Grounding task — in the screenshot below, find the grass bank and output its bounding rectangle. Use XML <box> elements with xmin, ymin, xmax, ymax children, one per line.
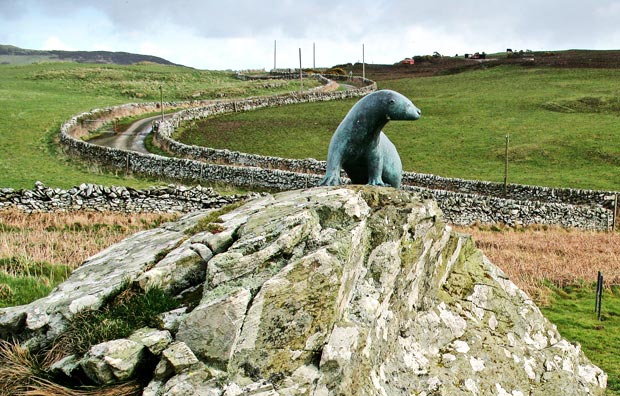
<box><xmin>0</xmin><ymin>62</ymin><xmax>317</xmax><ymax>189</ymax></box>
<box><xmin>175</xmin><ymin>66</ymin><xmax>620</xmax><ymax>191</ymax></box>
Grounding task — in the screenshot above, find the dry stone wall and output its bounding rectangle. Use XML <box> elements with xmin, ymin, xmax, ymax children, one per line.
<box><xmin>402</xmin><ymin>172</ymin><xmax>617</xmax><ymax>208</ymax></box>
<box><xmin>154</xmin><ymin>84</ymin><xmax>617</xmax><ymax>210</ymax></box>
<box><xmin>407</xmin><ymin>185</ymin><xmax>611</xmax><ymax>230</ymax></box>
<box><xmin>0</xmin><ymin>181</ymin><xmax>251</xmax><ymax>213</ymax></box>
<box><xmin>55</xmin><ymin>75</ymin><xmax>615</xmax><ymax>230</ymax></box>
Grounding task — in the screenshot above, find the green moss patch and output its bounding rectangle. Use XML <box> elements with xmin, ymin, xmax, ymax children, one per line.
<box><xmin>185</xmin><ymin>200</ymin><xmax>246</xmax><ymax>235</ymax></box>
<box><xmin>54</xmin><ymin>285</ymin><xmax>180</xmax><ymax>357</ymax></box>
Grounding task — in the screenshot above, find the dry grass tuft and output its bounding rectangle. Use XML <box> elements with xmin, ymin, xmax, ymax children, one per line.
<box><xmin>0</xmin><ymin>339</ymin><xmax>42</xmax><ymax>396</ymax></box>
<box><xmin>460</xmin><ymin>224</ymin><xmax>620</xmax><ymax>303</ymax></box>
<box><xmin>24</xmin><ymin>378</ymin><xmax>142</xmax><ymax>396</ymax></box>
<box><xmin>0</xmin><ymin>283</ymin><xmax>12</xmax><ymax>299</ymax></box>
<box><xmin>0</xmin><ymin>339</ymin><xmax>142</xmax><ymax>396</ymax></box>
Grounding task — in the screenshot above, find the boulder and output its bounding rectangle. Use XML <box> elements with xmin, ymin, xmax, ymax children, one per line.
<box><xmin>162</xmin><ymin>341</ymin><xmax>200</xmax><ymax>373</ymax></box>
<box><xmin>158</xmin><ymin>307</ymin><xmax>188</xmax><ymax>333</ymax></box>
<box><xmin>201</xmin><ymin>187</ymin><xmax>605</xmax><ymax>395</ymax></box>
<box><xmin>49</xmin><ymin>354</ymin><xmax>81</xmax><ymax>378</ymax></box>
<box><xmin>80</xmin><ymin>338</ymin><xmax>145</xmax><ymax>384</ymax></box>
<box><xmin>137</xmin><ymin>238</ymin><xmax>207</xmax><ymax>293</ymax></box>
<box><xmin>0</xmin><ymin>186</ymin><xmax>607</xmax><ymax>395</ymax></box>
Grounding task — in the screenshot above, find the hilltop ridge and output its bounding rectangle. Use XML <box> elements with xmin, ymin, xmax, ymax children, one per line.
<box><xmin>0</xmin><ymin>44</ymin><xmax>182</xmax><ymax>66</ymax></box>
<box><xmin>340</xmin><ymin>49</ymin><xmax>620</xmax><ymax>80</ymax></box>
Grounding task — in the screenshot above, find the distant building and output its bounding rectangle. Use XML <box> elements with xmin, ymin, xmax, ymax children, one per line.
<box><xmin>400</xmin><ymin>58</ymin><xmax>415</xmax><ymax>65</ymax></box>
<box><xmin>469</xmin><ymin>52</ymin><xmax>487</xmax><ymax>60</ymax></box>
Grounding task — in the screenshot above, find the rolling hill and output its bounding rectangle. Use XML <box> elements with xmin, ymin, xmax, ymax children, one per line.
<box><xmin>0</xmin><ymin>44</ymin><xmax>181</xmax><ymax>66</ymax></box>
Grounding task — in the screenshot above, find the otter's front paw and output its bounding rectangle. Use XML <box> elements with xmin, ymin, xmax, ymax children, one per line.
<box><xmin>319</xmin><ymin>174</ymin><xmax>342</xmax><ymax>186</ymax></box>
<box><xmin>367</xmin><ymin>179</ymin><xmax>388</xmax><ymax>187</ymax></box>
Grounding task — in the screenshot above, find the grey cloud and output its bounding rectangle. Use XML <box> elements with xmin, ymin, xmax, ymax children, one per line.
<box><xmin>27</xmin><ymin>0</ymin><xmax>354</xmax><ymax>38</ymax></box>
<box><xmin>4</xmin><ymin>0</ymin><xmax>620</xmax><ymax>53</ymax></box>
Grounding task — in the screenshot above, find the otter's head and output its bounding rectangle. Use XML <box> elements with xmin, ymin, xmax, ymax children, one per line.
<box><xmin>380</xmin><ymin>90</ymin><xmax>421</xmax><ymax>121</ymax></box>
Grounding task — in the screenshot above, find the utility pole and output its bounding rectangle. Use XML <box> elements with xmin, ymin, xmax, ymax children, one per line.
<box><xmin>299</xmin><ymin>48</ymin><xmax>303</xmax><ymax>93</ymax></box>
<box><xmin>362</xmin><ymin>43</ymin><xmax>366</xmax><ymax>80</ymax></box>
<box><xmin>313</xmin><ymin>42</ymin><xmax>316</xmax><ymax>69</ymax></box>
<box><xmin>274</xmin><ymin>40</ymin><xmax>277</xmax><ymax>71</ymax></box>
<box><xmin>159</xmin><ymin>85</ymin><xmax>164</xmax><ymax>122</ymax></box>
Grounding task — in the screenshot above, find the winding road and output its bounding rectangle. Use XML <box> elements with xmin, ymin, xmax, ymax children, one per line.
<box><xmin>88</xmin><ymin>114</ymin><xmax>167</xmax><ymax>154</ymax></box>
<box><xmin>87</xmin><ymin>80</ymin><xmax>356</xmax><ymax>154</ymax></box>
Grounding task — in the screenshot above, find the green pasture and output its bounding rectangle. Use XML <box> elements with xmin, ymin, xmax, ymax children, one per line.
<box><xmin>0</xmin><ymin>257</ymin><xmax>71</xmax><ymax>308</ymax></box>
<box><xmin>176</xmin><ymin>66</ymin><xmax>620</xmax><ymax>191</ymax></box>
<box><xmin>542</xmin><ymin>285</ymin><xmax>620</xmax><ymax>394</ymax></box>
<box><xmin>0</xmin><ymin>62</ymin><xmax>315</xmax><ymax>189</ymax></box>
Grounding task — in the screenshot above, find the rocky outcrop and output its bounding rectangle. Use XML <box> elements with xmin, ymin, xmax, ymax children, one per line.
<box><xmin>0</xmin><ymin>186</ymin><xmax>607</xmax><ymax>395</ymax></box>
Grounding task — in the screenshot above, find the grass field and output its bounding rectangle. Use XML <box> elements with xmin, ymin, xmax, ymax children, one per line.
<box><xmin>541</xmin><ymin>286</ymin><xmax>620</xmax><ymax>394</ymax></box>
<box><xmin>0</xmin><ymin>62</ymin><xmax>317</xmax><ymax>189</ymax></box>
<box><xmin>2</xmin><ymin>59</ymin><xmax>620</xmax><ymax>393</ymax></box>
<box><xmin>175</xmin><ymin>65</ymin><xmax>620</xmax><ymax>191</ymax></box>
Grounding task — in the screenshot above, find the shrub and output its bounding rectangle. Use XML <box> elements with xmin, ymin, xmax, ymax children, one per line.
<box><xmin>413</xmin><ymin>55</ymin><xmax>433</xmax><ymax>63</ymax></box>
<box><xmin>326</xmin><ymin>67</ymin><xmax>346</xmax><ymax>75</ymax></box>
<box><xmin>53</xmin><ymin>284</ymin><xmax>180</xmax><ymax>357</ymax></box>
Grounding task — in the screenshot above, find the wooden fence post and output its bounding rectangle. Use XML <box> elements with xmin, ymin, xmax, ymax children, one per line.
<box><xmin>299</xmin><ymin>48</ymin><xmax>303</xmax><ymax>94</ymax></box>
<box><xmin>503</xmin><ymin>134</ymin><xmax>509</xmax><ymax>196</ymax></box>
<box><xmin>614</xmin><ymin>194</ymin><xmax>618</xmax><ymax>231</ymax></box>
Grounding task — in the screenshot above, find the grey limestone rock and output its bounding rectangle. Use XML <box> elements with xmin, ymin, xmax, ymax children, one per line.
<box><xmin>137</xmin><ymin>238</ymin><xmax>206</xmax><ymax>293</ymax></box>
<box><xmin>176</xmin><ymin>288</ymin><xmax>251</xmax><ymax>363</ymax></box>
<box><xmin>80</xmin><ymin>338</ymin><xmax>145</xmax><ymax>384</ymax></box>
<box><xmin>158</xmin><ymin>307</ymin><xmax>189</xmax><ymax>333</ymax></box>
<box><xmin>160</xmin><ymin>365</ymin><xmax>220</xmax><ymax>396</ymax></box>
<box><xmin>0</xmin><ymin>186</ymin><xmax>607</xmax><ymax>395</ymax></box>
<box><xmin>162</xmin><ymin>341</ymin><xmax>200</xmax><ymax>373</ymax></box>
<box><xmin>129</xmin><ymin>327</ymin><xmax>173</xmax><ymax>355</ymax></box>
<box><xmin>49</xmin><ymin>354</ymin><xmax>81</xmax><ymax>378</ymax></box>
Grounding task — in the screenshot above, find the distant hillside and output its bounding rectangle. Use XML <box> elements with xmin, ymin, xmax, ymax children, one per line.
<box><xmin>0</xmin><ymin>44</ymin><xmax>182</xmax><ymax>66</ymax></box>
<box><xmin>339</xmin><ymin>49</ymin><xmax>620</xmax><ymax>80</ymax></box>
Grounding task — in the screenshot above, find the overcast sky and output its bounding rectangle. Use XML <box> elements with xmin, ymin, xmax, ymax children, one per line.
<box><xmin>2</xmin><ymin>0</ymin><xmax>620</xmax><ymax>70</ymax></box>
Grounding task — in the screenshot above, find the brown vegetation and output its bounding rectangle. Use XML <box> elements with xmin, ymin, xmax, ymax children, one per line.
<box><xmin>3</xmin><ymin>208</ymin><xmax>619</xmax><ymax>306</ymax></box>
<box><xmin>340</xmin><ymin>49</ymin><xmax>620</xmax><ymax>81</ymax></box>
<box><xmin>0</xmin><ymin>209</ymin><xmax>178</xmax><ymax>270</ymax></box>
<box><xmin>0</xmin><ymin>339</ymin><xmax>141</xmax><ymax>395</ymax></box>
<box><xmin>0</xmin><ymin>210</ymin><xmax>175</xmax><ymax>394</ymax></box>
<box><xmin>460</xmin><ymin>225</ymin><xmax>620</xmax><ymax>304</ymax></box>
<box><xmin>4</xmin><ymin>206</ymin><xmax>619</xmax><ymax>307</ymax></box>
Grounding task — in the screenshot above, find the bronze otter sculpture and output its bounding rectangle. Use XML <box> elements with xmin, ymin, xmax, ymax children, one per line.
<box><xmin>319</xmin><ymin>89</ymin><xmax>421</xmax><ymax>188</ymax></box>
